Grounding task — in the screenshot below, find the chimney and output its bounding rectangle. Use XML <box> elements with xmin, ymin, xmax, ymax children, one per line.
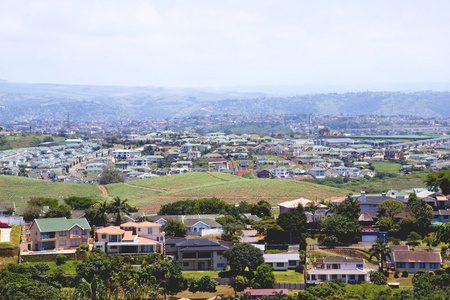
<box><xmin>360</xmin><ymin>191</ymin><xmax>366</xmax><ymax>201</ymax></box>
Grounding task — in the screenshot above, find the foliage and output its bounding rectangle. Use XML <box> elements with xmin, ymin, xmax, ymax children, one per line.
<box><xmin>56</xmin><ymin>255</ymin><xmax>67</xmax><ymax>266</ymax></box>
<box><xmin>141</xmin><ymin>260</ymin><xmax>188</xmax><ymax>296</ymax></box>
<box><xmin>368</xmin><ymin>239</ymin><xmax>393</xmax><ymax>272</ymax></box>
<box><xmin>321</xmin><ymin>214</ymin><xmax>361</xmax><ymax>244</ymax></box>
<box><xmin>159</xmin><ymin>197</ymin><xmax>230</xmax><ymax>215</ymax></box>
<box><xmin>189</xmin><ymin>275</ymin><xmax>217</xmax><ymax>293</ymax></box>
<box><xmin>378</xmin><ymin>216</ymin><xmax>394</xmax><ymax>231</ymax></box>
<box><xmin>233</xmin><ymin>275</ymin><xmax>249</xmax><ymax>292</ymax></box>
<box><xmin>98</xmin><ymin>168</ymin><xmax>125</xmax><ymax>185</ymax></box>
<box><xmin>163</xmin><ymin>220</ymin><xmax>187</xmax><ymax>237</ymax></box>
<box><xmin>251</xmin><ymin>264</ymin><xmax>275</xmax><ymax>289</ymax></box>
<box><xmin>44</xmin><ymin>204</ymin><xmax>72</xmax><ymax>219</ymax></box>
<box><xmin>424</xmin><ymin>170</ymin><xmax>450</xmax><ymax>194</ymax></box>
<box><xmin>108</xmin><ymin>196</ymin><xmax>133</xmax><ymax>226</ymax></box>
<box><xmin>223</xmin><ymin>243</ymin><xmax>264</xmax><ymax>274</ymax></box>
<box><xmin>250</xmin><ymin>200</ymin><xmax>272</xmax><ymax>218</ymax></box>
<box><xmin>406</xmin><ymin>193</ymin><xmax>433</xmax><ymax>237</ymax></box>
<box><xmin>370</xmin><ymin>271</ymin><xmax>387</xmax><ymax>285</ymax></box>
<box><xmin>406</xmin><ymin>232</ymin><xmax>421</xmax><ymax>246</ymax></box>
<box><xmin>402</xmin><ymin>270</ymin><xmax>409</xmax><ymax>277</ymax></box>
<box><xmin>64</xmin><ymin>197</ymin><xmax>100</xmax><ymax>210</ymax></box>
<box><xmin>277</xmin><ymin>205</ymin><xmax>307</xmax><ymax>248</ymax></box>
<box><xmin>141</xmin><ymin>146</ymin><xmax>155</xmax><ymax>156</ymax></box>
<box><xmin>377</xmin><ymin>199</ymin><xmax>404</xmax><ymax>218</ymax></box>
<box><xmin>433</xmin><ymin>223</ymin><xmax>450</xmax><ymax>245</ymax></box>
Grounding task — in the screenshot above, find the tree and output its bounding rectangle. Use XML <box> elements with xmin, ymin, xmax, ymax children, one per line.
<box><xmin>189</xmin><ymin>275</ymin><xmax>217</xmax><ymax>293</ymax></box>
<box><xmin>250</xmin><ymin>200</ymin><xmax>272</xmax><ymax>218</ymax></box>
<box><xmin>377</xmin><ymin>199</ymin><xmax>404</xmax><ymax>218</ymax></box>
<box><xmin>321</xmin><ymin>214</ymin><xmax>361</xmax><ymax>244</ymax></box>
<box><xmin>86</xmin><ymin>200</ymin><xmax>109</xmax><ymax>227</ymax></box>
<box><xmin>433</xmin><ymin>223</ymin><xmax>450</xmax><ymax>245</ymax></box>
<box><xmin>141</xmin><ymin>146</ymin><xmax>155</xmax><ymax>156</ymax></box>
<box><xmin>406</xmin><ymin>193</ymin><xmax>433</xmax><ymax>236</ymax></box>
<box><xmin>251</xmin><ymin>264</ymin><xmax>275</xmax><ymax>289</ymax></box>
<box><xmin>378</xmin><ymin>216</ymin><xmax>394</xmax><ymax>231</ymax></box>
<box><xmin>163</xmin><ymin>220</ymin><xmax>187</xmax><ymax>237</ymax></box>
<box><xmin>337</xmin><ymin>195</ymin><xmax>361</xmax><ymax>219</ymax></box>
<box><xmin>370</xmin><ymin>271</ymin><xmax>387</xmax><ymax>285</ymax></box>
<box><xmin>42</xmin><ymin>136</ymin><xmax>54</xmax><ymax>143</ymax></box>
<box><xmin>406</xmin><ymin>232</ymin><xmax>421</xmax><ymax>246</ymax></box>
<box><xmin>223</xmin><ymin>243</ymin><xmax>264</xmax><ymax>274</ymax></box>
<box><xmin>45</xmin><ymin>204</ymin><xmax>72</xmax><ymax>219</ymax></box>
<box><xmin>425</xmin><ymin>170</ymin><xmax>450</xmax><ymax>194</ymax></box>
<box><xmin>222</xmin><ymin>222</ymin><xmax>245</xmax><ymax>242</ymax></box>
<box><xmin>368</xmin><ymin>239</ymin><xmax>393</xmax><ymax>272</ymax></box>
<box><xmin>108</xmin><ymin>197</ymin><xmax>132</xmax><ymax>226</ymax></box>
<box><xmin>98</xmin><ymin>168</ymin><xmax>125</xmax><ymax>185</ymax></box>
<box><xmin>277</xmin><ymin>205</ymin><xmax>307</xmax><ymax>247</ymax></box>
<box><xmin>144</xmin><ymin>260</ymin><xmax>188</xmax><ymax>300</ymax></box>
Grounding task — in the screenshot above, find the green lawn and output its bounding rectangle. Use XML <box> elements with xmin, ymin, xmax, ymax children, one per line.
<box><xmin>274</xmin><ymin>270</ymin><xmax>304</xmax><ymax>283</ymax></box>
<box><xmin>371</xmin><ymin>161</ymin><xmax>402</xmax><ymax>174</ymax></box>
<box><xmin>182</xmin><ymin>270</ymin><xmax>220</xmax><ymax>279</ymax></box>
<box><xmin>25</xmin><ymin>260</ymin><xmax>80</xmax><ymax>275</ymax></box>
<box><xmin>0</xmin><ymin>175</ymin><xmax>103</xmax><ymax>207</ymax></box>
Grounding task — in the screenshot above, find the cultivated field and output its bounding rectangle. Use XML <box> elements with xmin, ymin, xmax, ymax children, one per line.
<box><xmin>0</xmin><ymin>175</ymin><xmax>104</xmax><ymax>206</ymax></box>
<box><xmin>107</xmin><ymin>172</ymin><xmax>349</xmax><ymax>211</ymax></box>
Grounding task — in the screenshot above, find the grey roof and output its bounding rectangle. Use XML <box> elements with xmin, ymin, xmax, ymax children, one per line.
<box><xmin>321</xmin><ymin>257</ymin><xmax>364</xmax><ymax>264</ymax></box>
<box><xmin>179</xmin><ymin>245</ymin><xmax>228</xmax><ymax>252</ymax></box>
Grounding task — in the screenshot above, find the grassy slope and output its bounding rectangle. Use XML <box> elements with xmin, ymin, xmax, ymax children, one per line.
<box><xmin>107</xmin><ymin>172</ymin><xmax>349</xmax><ymax>211</ymax></box>
<box><xmin>371</xmin><ymin>161</ymin><xmax>402</xmax><ymax>173</ymax></box>
<box><xmin>4</xmin><ymin>135</ymin><xmax>65</xmax><ymax>149</ymax></box>
<box><xmin>0</xmin><ymin>175</ymin><xmax>103</xmax><ymax>206</ymax></box>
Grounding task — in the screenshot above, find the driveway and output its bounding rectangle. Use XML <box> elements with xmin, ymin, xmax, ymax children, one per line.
<box><xmin>241</xmin><ymin>230</ymin><xmax>258</xmax><ymax>244</ymax></box>
<box><xmin>0</xmin><ymin>228</ymin><xmax>12</xmax><ymax>242</ymax></box>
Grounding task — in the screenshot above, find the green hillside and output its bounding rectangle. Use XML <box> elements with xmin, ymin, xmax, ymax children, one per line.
<box><xmin>106</xmin><ymin>172</ymin><xmax>349</xmax><ymax>211</ymax></box>
<box><xmin>0</xmin><ymin>175</ymin><xmax>103</xmax><ymax>206</ymax></box>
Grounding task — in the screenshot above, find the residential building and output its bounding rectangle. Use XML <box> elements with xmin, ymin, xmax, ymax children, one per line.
<box><xmin>392</xmin><ymin>251</ymin><xmax>442</xmax><ymax>273</ymax></box>
<box><xmin>307</xmin><ymin>257</ymin><xmax>373</xmax><ymax>284</ymax></box>
<box><xmin>269</xmin><ymin>167</ymin><xmax>290</xmax><ymax>178</ymax></box>
<box><xmin>175</xmin><ymin>238</ymin><xmax>229</xmax><ymax>271</ymax></box>
<box><xmin>244</xmin><ymin>289</ymin><xmax>288</xmax><ymax>300</ymax></box>
<box><xmin>263</xmin><ymin>253</ymin><xmax>300</xmax><ymax>270</ymax></box>
<box><xmin>278</xmin><ymin>198</ymin><xmax>327</xmax><ymax>214</ymax></box>
<box><xmin>113</xmin><ymin>149</ymin><xmax>141</xmax><ymax>160</ymax></box>
<box><xmin>24</xmin><ymin>217</ymin><xmax>90</xmax><ymax>251</ymax></box>
<box><xmin>94</xmin><ymin>221</ymin><xmax>164</xmax><ymax>254</ymax></box>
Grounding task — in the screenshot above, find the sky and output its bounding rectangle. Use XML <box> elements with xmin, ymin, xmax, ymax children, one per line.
<box><xmin>1</xmin><ymin>0</ymin><xmax>450</xmax><ymax>91</ymax></box>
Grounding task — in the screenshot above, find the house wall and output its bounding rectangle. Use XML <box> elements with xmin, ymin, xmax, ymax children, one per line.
<box><xmin>394</xmin><ymin>262</ymin><xmax>441</xmax><ymax>273</ymax></box>
<box><xmin>28</xmin><ymin>224</ymin><xmax>88</xmax><ymax>251</ymax></box>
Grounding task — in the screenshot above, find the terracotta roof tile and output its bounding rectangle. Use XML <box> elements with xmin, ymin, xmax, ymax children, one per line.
<box><xmin>96</xmin><ymin>226</ymin><xmax>125</xmax><ymax>234</ymax></box>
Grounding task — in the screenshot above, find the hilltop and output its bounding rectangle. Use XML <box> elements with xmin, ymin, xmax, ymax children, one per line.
<box><xmin>105</xmin><ymin>172</ymin><xmax>349</xmax><ymax>211</ymax></box>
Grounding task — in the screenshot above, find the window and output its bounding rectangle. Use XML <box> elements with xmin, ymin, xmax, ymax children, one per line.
<box><xmin>332</xmin><ymin>264</ymin><xmax>340</xmax><ymax>269</ymax></box>
<box><xmin>356</xmin><ymin>264</ymin><xmax>363</xmax><ymax>269</ymax></box>
<box><xmin>70</xmin><ymin>240</ymin><xmax>80</xmax><ymax>247</ymax></box>
<box><xmin>409</xmin><ymin>263</ymin><xmax>415</xmax><ymax>268</ymax></box>
<box><xmin>419</xmin><ymin>263</ymin><xmax>426</xmax><ymax>268</ymax></box>
<box><xmin>59</xmin><ymin>240</ymin><xmax>66</xmax><ymax>246</ymax></box>
<box><xmin>342</xmin><ymin>275</ymin><xmax>346</xmax><ymax>278</ymax></box>
<box><xmin>183</xmin><ymin>262</ymin><xmax>189</xmax><ymax>267</ymax></box>
<box><xmin>101</xmin><ymin>234</ymin><xmax>106</xmax><ymax>239</ymax></box>
<box><xmin>432</xmin><ymin>263</ymin><xmax>440</xmax><ymax>269</ymax></box>
<box><xmin>332</xmin><ymin>275</ymin><xmax>337</xmax><ymax>279</ymax></box>
<box><xmin>109</xmin><ymin>235</ymin><xmax>118</xmax><ymax>242</ymax></box>
<box><xmin>148</xmin><ymin>228</ymin><xmax>153</xmax><ymax>234</ymax></box>
<box><xmin>110</xmin><ymin>246</ymin><xmax>117</xmax><ymax>249</ymax></box>
<box><xmin>217</xmin><ymin>263</ymin><xmax>225</xmax><ymax>269</ymax></box>
<box><xmin>311</xmin><ymin>275</ymin><xmax>316</xmax><ymax>280</ymax></box>
<box><xmin>73</xmin><ymin>230</ymin><xmax>79</xmax><ymax>236</ymax></box>
<box><xmin>138</xmin><ymin>228</ymin><xmax>141</xmax><ymax>232</ymax></box>
<box><xmin>82</xmin><ymin>230</ymin><xmax>88</xmax><ymax>235</ymax></box>
<box><xmin>289</xmin><ymin>260</ymin><xmax>297</xmax><ymax>266</ymax></box>
<box><xmin>397</xmin><ymin>263</ymin><xmax>405</xmax><ymax>268</ymax></box>
<box><xmin>59</xmin><ymin>232</ymin><xmax>67</xmax><ymax>237</ymax></box>
<box><xmin>40</xmin><ymin>232</ymin><xmax>55</xmax><ymax>239</ymax></box>
<box><xmin>276</xmin><ymin>263</ymin><xmax>284</xmax><ymax>267</ymax></box>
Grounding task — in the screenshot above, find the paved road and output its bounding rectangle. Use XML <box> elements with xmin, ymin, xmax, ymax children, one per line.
<box><xmin>241</xmin><ymin>230</ymin><xmax>258</xmax><ymax>244</ymax></box>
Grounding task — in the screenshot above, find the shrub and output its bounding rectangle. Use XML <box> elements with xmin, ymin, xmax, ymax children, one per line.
<box><xmin>394</xmin><ymin>270</ymin><xmax>400</xmax><ymax>278</ymax></box>
<box><xmin>370</xmin><ymin>271</ymin><xmax>387</xmax><ymax>285</ymax></box>
<box><xmin>415</xmin><ymin>270</ymin><xmax>425</xmax><ymax>276</ymax></box>
<box><xmin>383</xmin><ymin>270</ymin><xmax>390</xmax><ymax>278</ymax></box>
<box><xmin>434</xmin><ymin>269</ymin><xmax>445</xmax><ymax>275</ymax></box>
<box><xmin>388</xmin><ymin>237</ymin><xmax>400</xmax><ymax>245</ymax></box>
<box><xmin>76</xmin><ymin>245</ymin><xmax>89</xmax><ymax>253</ymax></box>
<box><xmin>402</xmin><ymin>270</ymin><xmax>409</xmax><ymax>277</ymax></box>
<box><xmin>295</xmin><ymin>265</ymin><xmax>304</xmax><ymax>273</ymax></box>
<box><xmin>56</xmin><ymin>255</ymin><xmax>67</xmax><ymax>266</ymax></box>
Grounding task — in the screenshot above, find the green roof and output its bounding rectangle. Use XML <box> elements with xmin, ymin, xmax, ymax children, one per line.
<box><xmin>35</xmin><ymin>217</ymin><xmax>90</xmax><ymax>232</ymax></box>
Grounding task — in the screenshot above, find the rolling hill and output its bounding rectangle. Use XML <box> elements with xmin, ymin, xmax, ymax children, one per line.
<box><xmin>105</xmin><ymin>172</ymin><xmax>349</xmax><ymax>211</ymax></box>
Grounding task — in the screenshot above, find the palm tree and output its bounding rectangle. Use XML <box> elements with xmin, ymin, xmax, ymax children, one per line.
<box><xmin>368</xmin><ymin>239</ymin><xmax>392</xmax><ymax>272</ymax></box>
<box><xmin>108</xmin><ymin>197</ymin><xmax>131</xmax><ymax>226</ymax></box>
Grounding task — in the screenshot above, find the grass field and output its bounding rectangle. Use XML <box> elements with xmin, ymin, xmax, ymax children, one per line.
<box><xmin>3</xmin><ymin>135</ymin><xmax>65</xmax><ymax>149</ymax></box>
<box><xmin>274</xmin><ymin>270</ymin><xmax>304</xmax><ymax>284</ymax></box>
<box><xmin>349</xmin><ymin>173</ymin><xmax>427</xmax><ymax>194</ymax></box>
<box><xmin>25</xmin><ymin>260</ymin><xmax>80</xmax><ymax>275</ymax></box>
<box><xmin>0</xmin><ymin>175</ymin><xmax>104</xmax><ymax>206</ymax></box>
<box><xmin>106</xmin><ymin>172</ymin><xmax>349</xmax><ymax>211</ymax></box>
<box><xmin>371</xmin><ymin>161</ymin><xmax>402</xmax><ymax>174</ymax></box>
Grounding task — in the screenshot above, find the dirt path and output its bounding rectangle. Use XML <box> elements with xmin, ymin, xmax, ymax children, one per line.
<box><xmin>98</xmin><ymin>185</ymin><xmax>110</xmax><ymax>198</ymax></box>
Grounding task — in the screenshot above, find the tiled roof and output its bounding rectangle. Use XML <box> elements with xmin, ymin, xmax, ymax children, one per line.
<box><xmin>121</xmin><ymin>221</ymin><xmax>161</xmax><ymax>228</ymax></box>
<box><xmin>322</xmin><ymin>257</ymin><xmax>364</xmax><ymax>264</ymax></box>
<box><xmin>34</xmin><ymin>217</ymin><xmax>90</xmax><ymax>232</ymax></box>
<box><xmin>96</xmin><ymin>226</ymin><xmax>125</xmax><ymax>234</ymax></box>
<box><xmin>393</xmin><ymin>251</ymin><xmax>442</xmax><ymax>263</ymax></box>
<box><xmin>390</xmin><ymin>245</ymin><xmax>409</xmax><ymax>252</ymax></box>
<box><xmin>244</xmin><ymin>289</ymin><xmax>288</xmax><ymax>296</ymax></box>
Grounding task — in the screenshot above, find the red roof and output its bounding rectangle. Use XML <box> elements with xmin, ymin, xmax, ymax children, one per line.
<box><xmin>244</xmin><ymin>289</ymin><xmax>288</xmax><ymax>296</ymax></box>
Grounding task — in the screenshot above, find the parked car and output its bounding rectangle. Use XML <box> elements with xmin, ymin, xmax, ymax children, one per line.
<box><xmin>0</xmin><ymin>222</ymin><xmax>12</xmax><ymax>228</ymax></box>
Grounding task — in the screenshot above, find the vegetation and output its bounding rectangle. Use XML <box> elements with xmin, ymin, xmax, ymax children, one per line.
<box><xmin>98</xmin><ymin>168</ymin><xmax>125</xmax><ymax>185</ymax></box>
<box><xmin>223</xmin><ymin>243</ymin><xmax>264</xmax><ymax>274</ymax></box>
<box><xmin>425</xmin><ymin>170</ymin><xmax>450</xmax><ymax>194</ymax></box>
<box><xmin>163</xmin><ymin>220</ymin><xmax>188</xmax><ymax>237</ymax></box>
<box><xmin>251</xmin><ymin>264</ymin><xmax>275</xmax><ymax>289</ymax></box>
<box><xmin>368</xmin><ymin>239</ymin><xmax>393</xmax><ymax>272</ymax></box>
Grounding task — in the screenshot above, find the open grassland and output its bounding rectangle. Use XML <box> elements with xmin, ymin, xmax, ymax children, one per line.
<box><xmin>0</xmin><ymin>175</ymin><xmax>103</xmax><ymax>206</ymax></box>
<box><xmin>371</xmin><ymin>161</ymin><xmax>402</xmax><ymax>173</ymax></box>
<box><xmin>348</xmin><ymin>173</ymin><xmax>427</xmax><ymax>194</ymax></box>
<box><xmin>4</xmin><ymin>135</ymin><xmax>65</xmax><ymax>149</ymax></box>
<box><xmin>107</xmin><ymin>173</ymin><xmax>348</xmax><ymax>211</ymax></box>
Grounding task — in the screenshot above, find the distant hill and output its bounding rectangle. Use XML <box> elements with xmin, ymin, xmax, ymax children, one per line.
<box><xmin>106</xmin><ymin>172</ymin><xmax>349</xmax><ymax>211</ymax></box>
<box><xmin>0</xmin><ymin>81</ymin><xmax>448</xmax><ymax>120</ymax></box>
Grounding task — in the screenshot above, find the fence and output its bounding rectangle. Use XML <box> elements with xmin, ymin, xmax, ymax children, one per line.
<box><xmin>275</xmin><ymin>283</ymin><xmax>305</xmax><ymax>290</ymax></box>
<box><xmin>0</xmin><ymin>216</ymin><xmax>24</xmax><ymax>226</ymax></box>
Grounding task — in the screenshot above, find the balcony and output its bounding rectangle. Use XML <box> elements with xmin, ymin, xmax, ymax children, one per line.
<box><xmin>70</xmin><ymin>234</ymin><xmax>81</xmax><ymax>239</ymax></box>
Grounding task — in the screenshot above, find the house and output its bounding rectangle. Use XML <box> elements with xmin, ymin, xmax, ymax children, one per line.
<box><xmin>239</xmin><ymin>160</ymin><xmax>251</xmax><ymax>168</ymax></box>
<box><xmin>244</xmin><ymin>289</ymin><xmax>288</xmax><ymax>300</ymax></box>
<box><xmin>307</xmin><ymin>167</ymin><xmax>326</xmax><ymax>179</ymax></box>
<box><xmin>113</xmin><ymin>149</ymin><xmax>141</xmax><ymax>160</ymax></box>
<box><xmin>257</xmin><ymin>170</ymin><xmax>271</xmax><ymax>178</ymax></box>
<box><xmin>94</xmin><ymin>221</ymin><xmax>164</xmax><ymax>255</ymax></box>
<box><xmin>278</xmin><ymin>198</ymin><xmax>327</xmax><ymax>214</ymax></box>
<box><xmin>185</xmin><ymin>218</ymin><xmax>223</xmax><ymax>236</ymax></box>
<box><xmin>432</xmin><ymin>209</ymin><xmax>450</xmax><ymax>224</ymax></box>
<box><xmin>175</xmin><ymin>238</ymin><xmax>229</xmax><ymax>270</ymax></box>
<box><xmin>392</xmin><ymin>251</ymin><xmax>442</xmax><ymax>273</ymax></box>
<box><xmin>306</xmin><ymin>257</ymin><xmax>373</xmax><ymax>284</ymax></box>
<box><xmin>269</xmin><ymin>167</ymin><xmax>290</xmax><ymax>178</ymax></box>
<box><xmin>24</xmin><ymin>217</ymin><xmax>90</xmax><ymax>252</ymax></box>
<box><xmin>356</xmin><ymin>192</ymin><xmax>407</xmax><ymax>213</ymax></box>
<box><xmin>263</xmin><ymin>253</ymin><xmax>300</xmax><ymax>270</ymax></box>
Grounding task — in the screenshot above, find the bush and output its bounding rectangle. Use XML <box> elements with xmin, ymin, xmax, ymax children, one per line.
<box><xmin>77</xmin><ymin>245</ymin><xmax>89</xmax><ymax>253</ymax></box>
<box><xmin>402</xmin><ymin>270</ymin><xmax>409</xmax><ymax>277</ymax></box>
<box><xmin>394</xmin><ymin>270</ymin><xmax>400</xmax><ymax>278</ymax></box>
<box><xmin>434</xmin><ymin>269</ymin><xmax>445</xmax><ymax>275</ymax></box>
<box><xmin>233</xmin><ymin>276</ymin><xmax>249</xmax><ymax>292</ymax></box>
<box><xmin>383</xmin><ymin>270</ymin><xmax>390</xmax><ymax>278</ymax></box>
<box><xmin>295</xmin><ymin>265</ymin><xmax>304</xmax><ymax>274</ymax></box>
<box><xmin>370</xmin><ymin>271</ymin><xmax>387</xmax><ymax>285</ymax></box>
<box><xmin>388</xmin><ymin>237</ymin><xmax>401</xmax><ymax>245</ymax></box>
<box><xmin>56</xmin><ymin>255</ymin><xmax>67</xmax><ymax>266</ymax></box>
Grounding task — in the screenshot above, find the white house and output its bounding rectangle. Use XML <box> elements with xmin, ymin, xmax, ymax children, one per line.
<box><xmin>307</xmin><ymin>257</ymin><xmax>373</xmax><ymax>284</ymax></box>
<box><xmin>263</xmin><ymin>253</ymin><xmax>300</xmax><ymax>271</ymax></box>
